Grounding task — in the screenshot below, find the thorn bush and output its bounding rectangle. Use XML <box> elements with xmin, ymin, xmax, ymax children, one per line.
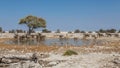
<box><xmin>63</xmin><ymin>50</ymin><xmax>78</xmax><ymax>56</ymax></box>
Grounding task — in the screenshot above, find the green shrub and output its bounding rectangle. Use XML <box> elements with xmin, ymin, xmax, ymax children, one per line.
<box><xmin>63</xmin><ymin>50</ymin><xmax>78</xmax><ymax>56</ymax></box>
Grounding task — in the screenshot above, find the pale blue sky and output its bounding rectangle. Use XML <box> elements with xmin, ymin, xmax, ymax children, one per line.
<box><xmin>0</xmin><ymin>0</ymin><xmax>120</xmax><ymax>31</ymax></box>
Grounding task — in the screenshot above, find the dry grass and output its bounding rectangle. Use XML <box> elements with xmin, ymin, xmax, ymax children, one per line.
<box><xmin>0</xmin><ymin>38</ymin><xmax>60</xmax><ymax>52</ymax></box>
<box><xmin>0</xmin><ymin>44</ymin><xmax>60</xmax><ymax>52</ymax></box>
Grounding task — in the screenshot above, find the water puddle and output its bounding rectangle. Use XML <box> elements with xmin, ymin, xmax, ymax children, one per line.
<box><xmin>4</xmin><ymin>38</ymin><xmax>104</xmax><ymax>46</ymax></box>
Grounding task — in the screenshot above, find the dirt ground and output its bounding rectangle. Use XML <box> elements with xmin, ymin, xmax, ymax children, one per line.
<box><xmin>0</xmin><ymin>38</ymin><xmax>120</xmax><ymax>68</ymax></box>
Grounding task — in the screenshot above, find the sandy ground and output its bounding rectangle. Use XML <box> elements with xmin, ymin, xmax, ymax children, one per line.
<box><xmin>45</xmin><ymin>53</ymin><xmax>120</xmax><ymax>68</ymax></box>
<box><xmin>0</xmin><ymin>38</ymin><xmax>120</xmax><ymax>68</ymax></box>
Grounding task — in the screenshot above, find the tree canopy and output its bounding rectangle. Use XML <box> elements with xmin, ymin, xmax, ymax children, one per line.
<box><xmin>56</xmin><ymin>29</ymin><xmax>60</xmax><ymax>33</ymax></box>
<box><xmin>99</xmin><ymin>29</ymin><xmax>116</xmax><ymax>33</ymax></box>
<box><xmin>0</xmin><ymin>27</ymin><xmax>2</xmax><ymax>32</ymax></box>
<box><xmin>42</xmin><ymin>29</ymin><xmax>51</xmax><ymax>33</ymax></box>
<box><xmin>74</xmin><ymin>29</ymin><xmax>80</xmax><ymax>33</ymax></box>
<box><xmin>19</xmin><ymin>15</ymin><xmax>46</xmax><ymax>34</ymax></box>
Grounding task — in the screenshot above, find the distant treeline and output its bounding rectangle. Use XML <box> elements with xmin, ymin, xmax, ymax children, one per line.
<box><xmin>0</xmin><ymin>27</ymin><xmax>120</xmax><ymax>33</ymax></box>
<box><xmin>72</xmin><ymin>29</ymin><xmax>120</xmax><ymax>33</ymax></box>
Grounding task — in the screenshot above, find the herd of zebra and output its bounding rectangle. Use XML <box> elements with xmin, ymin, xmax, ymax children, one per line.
<box><xmin>59</xmin><ymin>32</ymin><xmax>120</xmax><ymax>40</ymax></box>
<box><xmin>83</xmin><ymin>33</ymin><xmax>120</xmax><ymax>39</ymax></box>
<box><xmin>14</xmin><ymin>32</ymin><xmax>120</xmax><ymax>40</ymax></box>
<box><xmin>14</xmin><ymin>33</ymin><xmax>46</xmax><ymax>42</ymax></box>
<box><xmin>13</xmin><ymin>32</ymin><xmax>120</xmax><ymax>44</ymax></box>
<box><xmin>11</xmin><ymin>32</ymin><xmax>120</xmax><ymax>46</ymax></box>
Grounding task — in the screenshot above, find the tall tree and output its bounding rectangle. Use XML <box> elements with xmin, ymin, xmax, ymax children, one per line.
<box><xmin>42</xmin><ymin>29</ymin><xmax>51</xmax><ymax>33</ymax></box>
<box><xmin>107</xmin><ymin>29</ymin><xmax>116</xmax><ymax>33</ymax></box>
<box><xmin>19</xmin><ymin>15</ymin><xmax>46</xmax><ymax>34</ymax></box>
<box><xmin>118</xmin><ymin>30</ymin><xmax>120</xmax><ymax>33</ymax></box>
<box><xmin>99</xmin><ymin>29</ymin><xmax>105</xmax><ymax>33</ymax></box>
<box><xmin>0</xmin><ymin>27</ymin><xmax>2</xmax><ymax>32</ymax></box>
<box><xmin>74</xmin><ymin>29</ymin><xmax>80</xmax><ymax>33</ymax></box>
<box><xmin>81</xmin><ymin>31</ymin><xmax>85</xmax><ymax>33</ymax></box>
<box><xmin>56</xmin><ymin>29</ymin><xmax>60</xmax><ymax>33</ymax></box>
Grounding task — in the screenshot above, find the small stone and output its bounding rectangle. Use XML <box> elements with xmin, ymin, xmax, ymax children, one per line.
<box><xmin>9</xmin><ymin>61</ymin><xmax>42</xmax><ymax>68</ymax></box>
<box><xmin>113</xmin><ymin>58</ymin><xmax>120</xmax><ymax>64</ymax></box>
<box><xmin>1</xmin><ymin>58</ymin><xmax>12</xmax><ymax>63</ymax></box>
<box><xmin>48</xmin><ymin>61</ymin><xmax>58</xmax><ymax>67</ymax></box>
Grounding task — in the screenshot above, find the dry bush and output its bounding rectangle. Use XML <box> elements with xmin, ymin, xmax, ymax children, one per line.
<box><xmin>63</xmin><ymin>50</ymin><xmax>78</xmax><ymax>56</ymax></box>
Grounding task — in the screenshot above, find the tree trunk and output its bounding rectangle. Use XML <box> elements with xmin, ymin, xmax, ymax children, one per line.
<box><xmin>28</xmin><ymin>27</ymin><xmax>31</xmax><ymax>35</ymax></box>
<box><xmin>31</xmin><ymin>27</ymin><xmax>34</xmax><ymax>33</ymax></box>
<box><xmin>28</xmin><ymin>27</ymin><xmax>34</xmax><ymax>35</ymax></box>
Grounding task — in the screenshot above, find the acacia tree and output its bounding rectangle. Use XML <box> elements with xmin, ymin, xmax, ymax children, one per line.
<box><xmin>74</xmin><ymin>29</ymin><xmax>80</xmax><ymax>33</ymax></box>
<box><xmin>0</xmin><ymin>27</ymin><xmax>2</xmax><ymax>32</ymax></box>
<box><xmin>56</xmin><ymin>29</ymin><xmax>60</xmax><ymax>33</ymax></box>
<box><xmin>42</xmin><ymin>29</ymin><xmax>51</xmax><ymax>33</ymax></box>
<box><xmin>19</xmin><ymin>15</ymin><xmax>46</xmax><ymax>34</ymax></box>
